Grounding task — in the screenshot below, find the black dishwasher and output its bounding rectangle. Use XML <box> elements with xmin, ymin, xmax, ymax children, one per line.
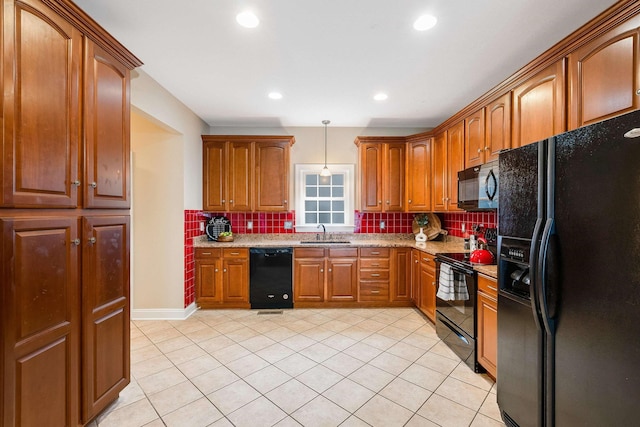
<box><xmin>249</xmin><ymin>248</ymin><xmax>293</xmax><ymax>309</ymax></box>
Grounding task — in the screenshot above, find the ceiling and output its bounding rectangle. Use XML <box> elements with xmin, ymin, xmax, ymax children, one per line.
<box><xmin>75</xmin><ymin>0</ymin><xmax>616</xmax><ymax>128</ymax></box>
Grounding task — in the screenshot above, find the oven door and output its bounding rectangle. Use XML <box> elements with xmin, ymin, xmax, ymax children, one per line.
<box><xmin>435</xmin><ymin>261</ymin><xmax>476</xmax><ymax>338</ymax></box>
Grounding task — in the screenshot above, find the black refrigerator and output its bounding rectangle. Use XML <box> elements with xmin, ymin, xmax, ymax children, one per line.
<box><xmin>497</xmin><ymin>110</ymin><xmax>640</xmax><ymax>427</ymax></box>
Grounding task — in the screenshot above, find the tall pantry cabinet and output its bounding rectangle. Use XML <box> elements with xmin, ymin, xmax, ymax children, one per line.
<box><xmin>0</xmin><ymin>1</ymin><xmax>141</xmax><ymax>425</ymax></box>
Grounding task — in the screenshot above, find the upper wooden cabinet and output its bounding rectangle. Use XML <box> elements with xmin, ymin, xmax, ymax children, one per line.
<box><xmin>431</xmin><ymin>131</ymin><xmax>448</xmax><ymax>212</ymax></box>
<box><xmin>405</xmin><ymin>135</ymin><xmax>432</xmax><ymax>212</ymax></box>
<box><xmin>435</xmin><ymin>121</ymin><xmax>465</xmax><ymax>212</ymax></box>
<box><xmin>512</xmin><ymin>60</ymin><xmax>566</xmax><ymax>148</ymax></box>
<box><xmin>464</xmin><ymin>108</ymin><xmax>486</xmax><ymax>168</ymax></box>
<box><xmin>354</xmin><ymin>137</ymin><xmax>405</xmax><ymax>212</ymax></box>
<box><xmin>484</xmin><ymin>93</ymin><xmax>512</xmax><ymax>161</ymax></box>
<box><xmin>1</xmin><ymin>0</ymin><xmax>136</xmax><ymax>209</ymax></box>
<box><xmin>202</xmin><ymin>136</ymin><xmax>294</xmax><ymax>212</ymax></box>
<box><xmin>568</xmin><ymin>16</ymin><xmax>640</xmax><ymax>130</ymax></box>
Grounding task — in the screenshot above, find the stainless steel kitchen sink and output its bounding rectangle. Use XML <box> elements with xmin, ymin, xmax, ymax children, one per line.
<box><xmin>299</xmin><ymin>241</ymin><xmax>351</xmax><ymax>244</ymax></box>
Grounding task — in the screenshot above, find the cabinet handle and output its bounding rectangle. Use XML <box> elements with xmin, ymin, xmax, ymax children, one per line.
<box><xmin>72</xmin><ymin>238</ymin><xmax>81</xmax><ymax>246</ymax></box>
<box><xmin>230</xmin><ymin>252</ymin><xmax>240</xmax><ymax>255</ymax></box>
<box><xmin>88</xmin><ymin>237</ymin><xmax>96</xmax><ymax>244</ymax></box>
<box><xmin>488</xmin><ymin>285</ymin><xmax>498</xmax><ymax>291</ymax></box>
<box><xmin>72</xmin><ymin>180</ymin><xmax>81</xmax><ymax>186</ymax></box>
<box><xmin>371</xmin><ymin>263</ymin><xmax>380</xmax><ymax>267</ymax></box>
<box><xmin>90</xmin><ymin>182</ymin><xmax>97</xmax><ymax>188</ymax></box>
<box><xmin>422</xmin><ymin>257</ymin><xmax>431</xmax><ymax>263</ymax></box>
<box><xmin>371</xmin><ymin>290</ymin><xmax>380</xmax><ymax>294</ymax></box>
<box><xmin>202</xmin><ymin>252</ymin><xmax>212</xmax><ymax>255</ymax></box>
<box><xmin>371</xmin><ymin>273</ymin><xmax>380</xmax><ymax>277</ymax></box>
<box><xmin>371</xmin><ymin>251</ymin><xmax>380</xmax><ymax>255</ymax></box>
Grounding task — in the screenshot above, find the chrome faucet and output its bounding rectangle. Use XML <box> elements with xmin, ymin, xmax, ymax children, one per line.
<box><xmin>317</xmin><ymin>224</ymin><xmax>326</xmax><ymax>240</ymax></box>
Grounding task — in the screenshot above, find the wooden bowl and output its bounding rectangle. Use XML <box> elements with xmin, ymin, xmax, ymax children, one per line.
<box><xmin>216</xmin><ymin>235</ymin><xmax>234</xmax><ymax>242</ymax></box>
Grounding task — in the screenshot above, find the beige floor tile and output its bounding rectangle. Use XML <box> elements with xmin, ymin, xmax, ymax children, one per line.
<box><xmin>227</xmin><ymin>396</ymin><xmax>287</xmax><ymax>427</ymax></box>
<box><xmin>355</xmin><ymin>394</ymin><xmax>413</xmax><ymax>427</ymax></box>
<box><xmin>273</xmin><ymin>417</ymin><xmax>303</xmax><ymax>426</ymax></box>
<box><xmin>356</xmin><ymin>318</ymin><xmax>387</xmax><ymax>332</ymax></box>
<box><xmin>207</xmin><ymin>380</ymin><xmax>261</xmax><ymax>415</ymax></box>
<box><xmin>176</xmin><ymin>354</ymin><xmax>221</xmax><ymax>378</ymax></box>
<box><xmin>147</xmin><ymin>380</ymin><xmax>203</xmax><ymax>416</ymax></box>
<box><xmin>287</xmin><ymin>319</ymin><xmax>317</xmax><ymax>333</ymax></box>
<box><xmin>207</xmin><ymin>418</ymin><xmax>235</xmax><ymax>427</ymax></box>
<box><xmin>130</xmin><ymin>343</ymin><xmax>163</xmax><ymax>364</ymax></box>
<box><xmin>368</xmin><ymin>351</ymin><xmax>413</xmax><ymax>376</ymax></box>
<box><xmin>182</xmin><ymin>326</ymin><xmax>220</xmax><ymax>343</ymax></box>
<box><xmin>298</xmin><ymin>342</ymin><xmax>339</xmax><ymax>363</ymax></box>
<box><xmin>225</xmin><ymin>353</ymin><xmax>271</xmax><ymax>377</ymax></box>
<box><xmin>304</xmin><ymin>313</ymin><xmax>332</xmax><ymax>325</ymax></box>
<box><xmin>376</xmin><ymin>325</ymin><xmax>412</xmax><ymax>340</ymax></box>
<box><xmin>348</xmin><ymin>364</ymin><xmax>395</xmax><ymax>392</ymax></box>
<box><xmin>163</xmin><ymin>343</ymin><xmax>206</xmax><ymax>365</ymax></box>
<box><xmin>198</xmin><ymin>335</ymin><xmax>237</xmax><ymax>354</ymax></box>
<box><xmin>379</xmin><ymin>377</ymin><xmax>432</xmax><ymax>412</ymax></box>
<box><xmin>143</xmin><ymin>419</ymin><xmax>168</xmax><ymax>427</ymax></box>
<box><xmin>274</xmin><ymin>353</ymin><xmax>318</xmax><ymax>376</ymax></box>
<box><xmin>291</xmin><ymin>396</ymin><xmax>350</xmax><ymax>427</ymax></box>
<box><xmin>321</xmin><ymin>319</ymin><xmax>352</xmax><ymax>333</ymax></box>
<box><xmin>398</xmin><ymin>364</ymin><xmax>447</xmax><ymax>392</ymax></box>
<box><xmin>334</xmin><ymin>312</ymin><xmax>367</xmax><ymax>325</ymax></box>
<box><xmin>401</xmin><ymin>333</ymin><xmax>439</xmax><ymax>351</ymax></box>
<box><xmin>322</xmin><ymin>378</ymin><xmax>375</xmax><ymax>413</ymax></box>
<box><xmin>244</xmin><ymin>365</ymin><xmax>292</xmax><ymax>394</ymax></box>
<box><xmin>240</xmin><ymin>334</ymin><xmax>278</xmax><ymax>352</ymax></box>
<box><xmin>339</xmin><ymin>326</ymin><xmax>374</xmax><ymax>341</ymax></box>
<box><xmin>321</xmin><ymin>352</ymin><xmax>365</xmax><ymax>376</ymax></box>
<box><xmin>417</xmin><ymin>394</ymin><xmax>477</xmax><ymax>427</ymax></box>
<box><xmin>296</xmin><ymin>364</ymin><xmax>344</xmax><ymax>393</ymax></box>
<box><xmin>191</xmin><ymin>365</ymin><xmax>240</xmax><ymax>395</ymax></box>
<box><xmin>137</xmin><ymin>367</ymin><xmax>188</xmax><ymax>395</ymax></box>
<box><xmin>471</xmin><ymin>413</ymin><xmax>506</xmax><ymax>426</ymax></box>
<box><xmin>211</xmin><ymin>343</ymin><xmax>253</xmax><ymax>364</ymax></box>
<box><xmin>169</xmin><ymin>318</ymin><xmax>209</xmax><ymax>334</ymax></box>
<box><xmin>449</xmin><ymin>363</ymin><xmax>495</xmax><ymax>391</ymax></box>
<box><xmin>110</xmin><ymin>379</ymin><xmax>147</xmax><ymax>411</ymax></box>
<box><xmin>244</xmin><ymin>319</ymin><xmax>280</xmax><ymax>333</ymax></box>
<box><xmin>385</xmin><ymin>341</ymin><xmax>427</xmax><ymax>362</ymax></box>
<box><xmin>343</xmin><ymin>342</ymin><xmax>382</xmax><ymax>363</ymax></box>
<box><xmin>280</xmin><ymin>334</ymin><xmax>317</xmax><ymax>351</ymax></box>
<box><xmin>213</xmin><ymin>320</ymin><xmax>249</xmax><ymax>334</ymax></box>
<box><xmin>392</xmin><ymin>318</ymin><xmax>426</xmax><ymax>332</ymax></box>
<box><xmin>301</xmin><ymin>326</ymin><xmax>336</xmax><ymax>341</ymax></box>
<box><xmin>404</xmin><ymin>414</ymin><xmax>440</xmax><ymax>427</ymax></box>
<box><xmin>415</xmin><ymin>351</ymin><xmax>460</xmax><ymax>375</ymax></box>
<box><xmin>136</xmin><ymin>320</ymin><xmax>173</xmax><ymax>334</ymax></box>
<box><xmin>154</xmin><ymin>335</ymin><xmax>194</xmax><ymax>354</ymax></box>
<box><xmin>360</xmin><ymin>332</ymin><xmax>398</xmax><ymax>350</ymax></box>
<box><xmin>339</xmin><ymin>415</ymin><xmax>371</xmax><ymax>427</ymax></box>
<box><xmin>321</xmin><ymin>333</ymin><xmax>358</xmax><ymax>351</ymax></box>
<box><xmin>132</xmin><ymin>354</ymin><xmax>174</xmax><ymax>379</ymax></box>
<box><xmin>96</xmin><ymin>397</ymin><xmax>159</xmax><ymax>427</ymax></box>
<box><xmin>478</xmin><ymin>391</ymin><xmax>503</xmax><ymax>421</ymax></box>
<box><xmin>429</xmin><ymin>341</ymin><xmax>461</xmax><ymax>360</ymax></box>
<box><xmin>144</xmin><ymin>326</ymin><xmax>183</xmax><ymax>344</ymax></box>
<box><xmin>263</xmin><ymin>326</ymin><xmax>298</xmax><ymax>341</ymax></box>
<box><xmin>130</xmin><ymin>334</ymin><xmax>154</xmax><ymax>351</ymax></box>
<box><xmin>254</xmin><ymin>342</ymin><xmax>296</xmax><ymax>363</ymax></box>
<box><xmin>161</xmin><ymin>396</ymin><xmax>223</xmax><ymax>427</ymax></box>
<box><xmin>265</xmin><ymin>379</ymin><xmax>319</xmax><ymax>414</ymax></box>
<box><xmin>224</xmin><ymin>326</ymin><xmax>261</xmax><ymax>343</ymax></box>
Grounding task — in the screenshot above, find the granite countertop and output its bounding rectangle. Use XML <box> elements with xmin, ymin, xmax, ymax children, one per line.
<box><xmin>193</xmin><ymin>233</ymin><xmax>499</xmax><ymax>278</ymax></box>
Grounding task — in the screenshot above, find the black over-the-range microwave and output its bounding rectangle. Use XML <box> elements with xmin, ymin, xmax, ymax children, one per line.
<box><xmin>457</xmin><ymin>160</ymin><xmax>499</xmax><ymax>211</ymax></box>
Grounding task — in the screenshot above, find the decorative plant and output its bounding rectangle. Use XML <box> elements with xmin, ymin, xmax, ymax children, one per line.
<box><xmin>414</xmin><ymin>213</ymin><xmax>429</xmax><ymax>227</ymax></box>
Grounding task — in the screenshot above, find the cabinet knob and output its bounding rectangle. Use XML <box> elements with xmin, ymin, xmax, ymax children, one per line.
<box><xmin>215</xmin><ymin>268</ymin><xmax>219</xmax><ymax>272</ymax></box>
<box><xmin>229</xmin><ymin>200</ymin><xmax>233</xmax><ymax>203</ymax></box>
<box><xmin>328</xmin><ymin>268</ymin><xmax>332</xmax><ymax>272</ymax></box>
<box><xmin>636</xmin><ymin>89</ymin><xmax>640</xmax><ymax>95</ymax></box>
<box><xmin>320</xmin><ymin>269</ymin><xmax>324</xmax><ymax>273</ymax></box>
<box><xmin>223</xmin><ymin>268</ymin><xmax>227</xmax><ymax>272</ymax></box>
<box><xmin>72</xmin><ymin>180</ymin><xmax>81</xmax><ymax>186</ymax></box>
<box><xmin>415</xmin><ymin>260</ymin><xmax>419</xmax><ymax>263</ymax></box>
<box><xmin>378</xmin><ymin>200</ymin><xmax>382</xmax><ymax>204</ymax></box>
<box><xmin>386</xmin><ymin>200</ymin><xmax>390</xmax><ymax>204</ymax></box>
<box><xmin>222</xmin><ymin>199</ymin><xmax>226</xmax><ymax>203</ymax></box>
<box><xmin>484</xmin><ymin>146</ymin><xmax>489</xmax><ymax>151</ymax></box>
<box><xmin>90</xmin><ymin>182</ymin><xmax>97</xmax><ymax>188</ymax></box>
<box><xmin>72</xmin><ymin>238</ymin><xmax>81</xmax><ymax>246</ymax></box>
<box><xmin>88</xmin><ymin>237</ymin><xmax>96</xmax><ymax>244</ymax></box>
<box><xmin>477</xmin><ymin>148</ymin><xmax>482</xmax><ymax>153</ymax></box>
<box><xmin>408</xmin><ymin>199</ymin><xmax>412</xmax><ymax>204</ymax></box>
<box><xmin>284</xmin><ymin>200</ymin><xmax>288</xmax><ymax>204</ymax></box>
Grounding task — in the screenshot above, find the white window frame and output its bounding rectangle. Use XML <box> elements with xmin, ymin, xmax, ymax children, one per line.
<box><xmin>294</xmin><ymin>163</ymin><xmax>355</xmax><ymax>232</ymax></box>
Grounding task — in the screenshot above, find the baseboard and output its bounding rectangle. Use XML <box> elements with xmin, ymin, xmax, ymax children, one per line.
<box><xmin>131</xmin><ymin>302</ymin><xmax>197</xmax><ymax>320</ymax></box>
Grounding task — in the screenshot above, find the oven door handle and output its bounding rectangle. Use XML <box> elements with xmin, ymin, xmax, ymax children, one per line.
<box><xmin>439</xmin><ymin>317</ymin><xmax>470</xmax><ymax>344</ymax></box>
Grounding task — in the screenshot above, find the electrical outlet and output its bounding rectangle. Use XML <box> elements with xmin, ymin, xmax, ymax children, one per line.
<box><xmin>247</xmin><ymin>221</ymin><xmax>253</xmax><ymax>230</ymax></box>
<box><xmin>284</xmin><ymin>221</ymin><xmax>293</xmax><ymax>229</ymax></box>
<box><xmin>199</xmin><ymin>222</ymin><xmax>204</xmax><ymax>232</ymax></box>
<box><xmin>380</xmin><ymin>221</ymin><xmax>386</xmax><ymax>229</ymax></box>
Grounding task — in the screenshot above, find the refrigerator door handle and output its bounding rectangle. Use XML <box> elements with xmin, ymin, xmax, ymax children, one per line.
<box><xmin>538</xmin><ymin>217</ymin><xmax>557</xmax><ymax>335</ymax></box>
<box><xmin>528</xmin><ymin>218</ymin><xmax>544</xmax><ymax>331</ymax></box>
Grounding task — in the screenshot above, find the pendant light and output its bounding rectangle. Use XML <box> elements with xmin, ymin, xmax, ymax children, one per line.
<box><xmin>320</xmin><ymin>119</ymin><xmax>332</xmax><ymax>177</ymax></box>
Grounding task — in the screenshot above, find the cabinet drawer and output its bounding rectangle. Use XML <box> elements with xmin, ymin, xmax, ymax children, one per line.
<box><xmin>359</xmin><ymin>258</ymin><xmax>390</xmax><ymax>269</ymax></box>
<box><xmin>359</xmin><ymin>282</ymin><xmax>390</xmax><ymax>301</ymax></box>
<box><xmin>478</xmin><ymin>274</ymin><xmax>498</xmax><ymax>298</ymax></box>
<box><xmin>295</xmin><ymin>248</ymin><xmax>326</xmax><ymax>258</ymax></box>
<box><xmin>359</xmin><ymin>269</ymin><xmax>390</xmax><ymax>280</ymax></box>
<box><xmin>223</xmin><ymin>248</ymin><xmax>249</xmax><ymax>258</ymax></box>
<box><xmin>420</xmin><ymin>252</ymin><xmax>436</xmax><ymax>270</ymax></box>
<box><xmin>329</xmin><ymin>247</ymin><xmax>358</xmax><ymax>258</ymax></box>
<box><xmin>359</xmin><ymin>247</ymin><xmax>390</xmax><ymax>258</ymax></box>
<box><xmin>195</xmin><ymin>248</ymin><xmax>222</xmax><ymax>259</ymax></box>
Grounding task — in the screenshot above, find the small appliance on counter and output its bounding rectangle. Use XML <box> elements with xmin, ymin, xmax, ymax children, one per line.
<box><xmin>205</xmin><ymin>216</ymin><xmax>231</xmax><ymax>241</ymax></box>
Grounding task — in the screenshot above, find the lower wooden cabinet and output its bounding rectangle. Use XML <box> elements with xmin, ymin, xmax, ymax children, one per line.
<box><xmin>419</xmin><ymin>252</ymin><xmax>437</xmax><ymax>322</ymax></box>
<box><xmin>195</xmin><ymin>248</ymin><xmax>249</xmax><ymax>308</ymax></box>
<box><xmin>294</xmin><ymin>247</ymin><xmax>358</xmax><ymax>304</ymax></box>
<box><xmin>0</xmin><ymin>214</ymin><xmax>130</xmax><ymax>426</ymax></box>
<box><xmin>359</xmin><ymin>247</ymin><xmax>390</xmax><ymax>301</ymax></box>
<box><xmin>477</xmin><ymin>274</ymin><xmax>498</xmax><ymax>378</ymax></box>
<box><xmin>391</xmin><ymin>248</ymin><xmax>412</xmax><ymax>301</ymax></box>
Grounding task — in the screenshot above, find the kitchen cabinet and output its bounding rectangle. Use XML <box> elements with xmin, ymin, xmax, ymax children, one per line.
<box><xmin>464</xmin><ymin>108</ymin><xmax>486</xmax><ymax>168</ymax></box>
<box><xmin>477</xmin><ymin>274</ymin><xmax>498</xmax><ymax>379</ymax></box>
<box><xmin>390</xmin><ymin>248</ymin><xmax>412</xmax><ymax>302</ymax></box>
<box><xmin>354</xmin><ymin>138</ymin><xmax>405</xmax><ymax>212</ymax></box>
<box><xmin>327</xmin><ymin>249</ymin><xmax>358</xmax><ymax>302</ymax></box>
<box><xmin>202</xmin><ymin>136</ymin><xmax>294</xmax><ymax>212</ymax></box>
<box><xmin>411</xmin><ymin>250</ymin><xmax>422</xmax><ymax>305</ymax></box>
<box><xmin>419</xmin><ymin>252</ymin><xmax>437</xmax><ymax>323</ymax></box>
<box><xmin>431</xmin><ymin>123</ymin><xmax>463</xmax><ymax>212</ymax></box>
<box><xmin>405</xmin><ymin>135</ymin><xmax>432</xmax><ymax>211</ymax></box>
<box><xmin>484</xmin><ymin>93</ymin><xmax>512</xmax><ymax>161</ymax></box>
<box><xmin>568</xmin><ymin>16</ymin><xmax>640</xmax><ymax>130</ymax></box>
<box><xmin>431</xmin><ymin>131</ymin><xmax>448</xmax><ymax>212</ymax></box>
<box><xmin>195</xmin><ymin>248</ymin><xmax>249</xmax><ymax>308</ymax></box>
<box><xmin>294</xmin><ymin>247</ymin><xmax>358</xmax><ymax>304</ymax></box>
<box><xmin>512</xmin><ymin>60</ymin><xmax>566</xmax><ymax>147</ymax></box>
<box><xmin>359</xmin><ymin>247</ymin><xmax>391</xmax><ymax>302</ymax></box>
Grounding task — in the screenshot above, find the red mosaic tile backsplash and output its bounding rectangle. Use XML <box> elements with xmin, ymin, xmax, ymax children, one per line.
<box><xmin>442</xmin><ymin>211</ymin><xmax>497</xmax><ymax>238</ymax></box>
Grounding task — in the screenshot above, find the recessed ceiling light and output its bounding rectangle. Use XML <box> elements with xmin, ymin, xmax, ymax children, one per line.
<box><xmin>414</xmin><ymin>14</ymin><xmax>437</xmax><ymax>31</ymax></box>
<box><xmin>374</xmin><ymin>93</ymin><xmax>388</xmax><ymax>101</ymax></box>
<box><xmin>236</xmin><ymin>11</ymin><xmax>259</xmax><ymax>28</ymax></box>
<box><xmin>268</xmin><ymin>92</ymin><xmax>283</xmax><ymax>100</ymax></box>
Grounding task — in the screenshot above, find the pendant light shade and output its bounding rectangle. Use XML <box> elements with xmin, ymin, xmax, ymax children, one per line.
<box><xmin>320</xmin><ymin>120</ymin><xmax>332</xmax><ymax>177</ymax></box>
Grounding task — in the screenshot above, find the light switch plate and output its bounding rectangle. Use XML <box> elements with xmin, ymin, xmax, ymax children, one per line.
<box><xmin>284</xmin><ymin>221</ymin><xmax>293</xmax><ymax>229</ymax></box>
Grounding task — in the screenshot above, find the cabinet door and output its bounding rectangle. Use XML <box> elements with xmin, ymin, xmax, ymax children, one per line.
<box><xmin>568</xmin><ymin>19</ymin><xmax>640</xmax><ymax>130</ymax></box>
<box><xmin>447</xmin><ymin>121</ymin><xmax>464</xmax><ymax>211</ymax></box>
<box><xmin>327</xmin><ymin>259</ymin><xmax>358</xmax><ymax>302</ymax></box>
<box><xmin>222</xmin><ymin>258</ymin><xmax>249</xmax><ymax>303</ymax></box>
<box><xmin>228</xmin><ymin>141</ymin><xmax>253</xmax><ymax>211</ymax></box>
<box><xmin>406</xmin><ymin>137</ymin><xmax>432</xmax><ymax>211</ymax></box>
<box><xmin>203</xmin><ymin>141</ymin><xmax>227</xmax><ymax>211</ymax></box>
<box><xmin>255</xmin><ymin>141</ymin><xmax>290</xmax><ymax>211</ymax></box>
<box><xmin>1</xmin><ymin>1</ymin><xmax>81</xmax><ymax>207</ymax></box>
<box><xmin>1</xmin><ymin>216</ymin><xmax>80</xmax><ymax>426</ymax></box>
<box><xmin>196</xmin><ymin>258</ymin><xmax>223</xmax><ymax>304</ymax></box>
<box><xmin>82</xmin><ymin>216</ymin><xmax>130</xmax><ymax>421</ymax></box>
<box><xmin>485</xmin><ymin>93</ymin><xmax>512</xmax><ymax>161</ymax></box>
<box><xmin>411</xmin><ymin>250</ymin><xmax>421</xmax><ymax>304</ymax></box>
<box><xmin>431</xmin><ymin>131</ymin><xmax>448</xmax><ymax>212</ymax></box>
<box><xmin>477</xmin><ymin>292</ymin><xmax>498</xmax><ymax>378</ymax></box>
<box><xmin>420</xmin><ymin>264</ymin><xmax>436</xmax><ymax>322</ymax></box>
<box><xmin>464</xmin><ymin>108</ymin><xmax>486</xmax><ymax>168</ymax></box>
<box><xmin>383</xmin><ymin>143</ymin><xmax>405</xmax><ymax>211</ymax></box>
<box><xmin>513</xmin><ymin>60</ymin><xmax>566</xmax><ymax>147</ymax></box>
<box><xmin>84</xmin><ymin>41</ymin><xmax>131</xmax><ymax>208</ymax></box>
<box><xmin>359</xmin><ymin>143</ymin><xmax>383</xmax><ymax>212</ymax></box>
<box><xmin>294</xmin><ymin>259</ymin><xmax>325</xmax><ymax>302</ymax></box>
<box><xmin>390</xmin><ymin>248</ymin><xmax>411</xmax><ymax>301</ymax></box>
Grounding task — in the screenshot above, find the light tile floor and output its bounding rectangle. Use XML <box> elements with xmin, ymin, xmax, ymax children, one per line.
<box><xmin>90</xmin><ymin>308</ymin><xmax>505</xmax><ymax>427</ymax></box>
